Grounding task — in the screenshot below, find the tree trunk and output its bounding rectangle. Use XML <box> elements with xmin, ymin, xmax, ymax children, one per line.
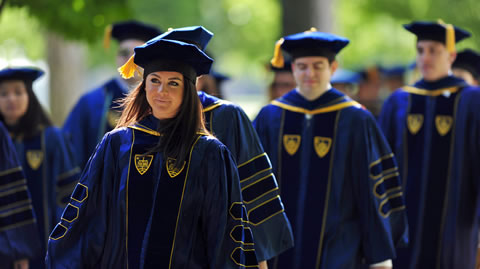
<box><xmin>281</xmin><ymin>0</ymin><xmax>334</xmax><ymax>35</ymax></box>
<box><xmin>46</xmin><ymin>33</ymin><xmax>87</xmax><ymax>126</ymax></box>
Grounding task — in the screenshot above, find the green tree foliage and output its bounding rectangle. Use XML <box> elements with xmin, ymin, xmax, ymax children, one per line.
<box><xmin>3</xmin><ymin>0</ymin><xmax>280</xmax><ymax>78</ymax></box>
<box><xmin>336</xmin><ymin>0</ymin><xmax>480</xmax><ymax>69</ymax></box>
<box><xmin>96</xmin><ymin>0</ymin><xmax>281</xmax><ymax>77</ymax></box>
<box><xmin>363</xmin><ymin>0</ymin><xmax>480</xmax><ymax>47</ymax></box>
<box><xmin>0</xmin><ymin>6</ymin><xmax>44</xmax><ymax>60</ymax></box>
<box><xmin>8</xmin><ymin>0</ymin><xmax>132</xmax><ymax>42</ymax></box>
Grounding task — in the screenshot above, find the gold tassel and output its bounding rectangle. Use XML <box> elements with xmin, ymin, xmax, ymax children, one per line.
<box><xmin>270</xmin><ymin>38</ymin><xmax>285</xmax><ymax>68</ymax></box>
<box><xmin>437</xmin><ymin>19</ymin><xmax>456</xmax><ymax>53</ymax></box>
<box><xmin>305</xmin><ymin>27</ymin><xmax>318</xmax><ymax>33</ymax></box>
<box><xmin>118</xmin><ymin>55</ymin><xmax>138</xmax><ymax>79</ymax></box>
<box><xmin>103</xmin><ymin>24</ymin><xmax>113</xmax><ymax>50</ymax></box>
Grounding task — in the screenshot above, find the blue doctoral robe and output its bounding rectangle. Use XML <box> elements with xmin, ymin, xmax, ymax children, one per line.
<box><xmin>11</xmin><ymin>126</ymin><xmax>80</xmax><ymax>269</ymax></box>
<box><xmin>63</xmin><ymin>78</ymin><xmax>127</xmax><ymax>169</ymax></box>
<box><xmin>378</xmin><ymin>75</ymin><xmax>480</xmax><ymax>269</ymax></box>
<box><xmin>46</xmin><ymin>115</ymin><xmax>259</xmax><ymax>268</ymax></box>
<box><xmin>254</xmin><ymin>88</ymin><xmax>408</xmax><ymax>269</ymax></box>
<box><xmin>199</xmin><ymin>91</ymin><xmax>294</xmax><ymax>261</ymax></box>
<box><xmin>0</xmin><ymin>122</ymin><xmax>40</xmax><ymax>268</ymax></box>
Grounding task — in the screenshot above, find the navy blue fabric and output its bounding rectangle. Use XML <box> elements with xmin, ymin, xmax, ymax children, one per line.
<box><xmin>403</xmin><ymin>21</ymin><xmax>470</xmax><ymax>43</ymax></box>
<box><xmin>46</xmin><ymin>116</ymin><xmax>258</xmax><ymax>268</ymax></box>
<box><xmin>12</xmin><ymin>127</ymin><xmax>79</xmax><ymax>269</ymax></box>
<box><xmin>63</xmin><ymin>78</ymin><xmax>127</xmax><ymax>169</ymax></box>
<box><xmin>379</xmin><ymin>75</ymin><xmax>480</xmax><ymax>268</ymax></box>
<box><xmin>281</xmin><ymin>31</ymin><xmax>349</xmax><ymax>55</ymax></box>
<box><xmin>453</xmin><ymin>49</ymin><xmax>480</xmax><ymax>78</ymax></box>
<box><xmin>255</xmin><ymin>89</ymin><xmax>408</xmax><ymax>268</ymax></box>
<box><xmin>0</xmin><ymin>122</ymin><xmax>40</xmax><ymax>268</ymax></box>
<box><xmin>158</xmin><ymin>26</ymin><xmax>213</xmax><ymax>51</ymax></box>
<box><xmin>111</xmin><ymin>20</ymin><xmax>161</xmax><ymax>42</ymax></box>
<box><xmin>133</xmin><ymin>39</ymin><xmax>213</xmax><ymax>76</ymax></box>
<box><xmin>200</xmin><ymin>91</ymin><xmax>294</xmax><ymax>261</ymax></box>
<box><xmin>0</xmin><ymin>67</ymin><xmax>43</xmax><ymax>82</ymax></box>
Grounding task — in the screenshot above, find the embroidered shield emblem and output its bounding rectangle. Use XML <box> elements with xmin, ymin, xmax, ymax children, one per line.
<box><xmin>314</xmin><ymin>137</ymin><xmax>332</xmax><ymax>158</ymax></box>
<box><xmin>107</xmin><ymin>110</ymin><xmax>121</xmax><ymax>128</ymax></box>
<box><xmin>166</xmin><ymin>157</ymin><xmax>186</xmax><ymax>178</ymax></box>
<box><xmin>26</xmin><ymin>150</ymin><xmax>43</xmax><ymax>170</ymax></box>
<box><xmin>407</xmin><ymin>114</ymin><xmax>423</xmax><ymax>135</ymax></box>
<box><xmin>283</xmin><ymin>135</ymin><xmax>301</xmax><ymax>156</ymax></box>
<box><xmin>134</xmin><ymin>154</ymin><xmax>154</xmax><ymax>175</ymax></box>
<box><xmin>435</xmin><ymin>115</ymin><xmax>453</xmax><ymax>136</ymax></box>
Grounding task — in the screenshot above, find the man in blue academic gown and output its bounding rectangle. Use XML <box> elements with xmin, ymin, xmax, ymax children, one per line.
<box><xmin>63</xmin><ymin>20</ymin><xmax>161</xmax><ymax>168</ymax></box>
<box><xmin>378</xmin><ymin>21</ymin><xmax>480</xmax><ymax>268</ymax></box>
<box><xmin>452</xmin><ymin>48</ymin><xmax>480</xmax><ymax>86</ymax></box>
<box><xmin>157</xmin><ymin>26</ymin><xmax>294</xmax><ymax>269</ymax></box>
<box><xmin>0</xmin><ymin>122</ymin><xmax>40</xmax><ymax>269</ymax></box>
<box><xmin>253</xmin><ymin>29</ymin><xmax>408</xmax><ymax>269</ymax></box>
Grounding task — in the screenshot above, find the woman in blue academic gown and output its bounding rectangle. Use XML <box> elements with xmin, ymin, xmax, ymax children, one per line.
<box><xmin>0</xmin><ymin>67</ymin><xmax>80</xmax><ymax>268</ymax></box>
<box><xmin>46</xmin><ymin>37</ymin><xmax>259</xmax><ymax>268</ymax></box>
<box><xmin>0</xmin><ymin>121</ymin><xmax>40</xmax><ymax>269</ymax></box>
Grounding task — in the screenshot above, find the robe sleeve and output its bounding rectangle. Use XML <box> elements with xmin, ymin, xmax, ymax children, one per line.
<box><xmin>201</xmin><ymin>141</ymin><xmax>259</xmax><ymax>268</ymax></box>
<box><xmin>0</xmin><ymin>123</ymin><xmax>41</xmax><ymax>266</ymax></box>
<box><xmin>46</xmin><ymin>132</ymin><xmax>115</xmax><ymax>268</ymax></box>
<box><xmin>63</xmin><ymin>95</ymin><xmax>90</xmax><ymax>168</ymax></box>
<box><xmin>225</xmin><ymin>105</ymin><xmax>293</xmax><ymax>261</ymax></box>
<box><xmin>351</xmin><ymin>112</ymin><xmax>409</xmax><ymax>264</ymax></box>
<box><xmin>463</xmin><ymin>90</ymin><xmax>480</xmax><ymax>214</ymax></box>
<box><xmin>45</xmin><ymin>127</ymin><xmax>81</xmax><ymax>221</ymax></box>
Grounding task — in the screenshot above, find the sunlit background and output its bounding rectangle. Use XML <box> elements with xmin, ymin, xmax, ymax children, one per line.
<box><xmin>1</xmin><ymin>0</ymin><xmax>479</xmax><ymax>123</ymax></box>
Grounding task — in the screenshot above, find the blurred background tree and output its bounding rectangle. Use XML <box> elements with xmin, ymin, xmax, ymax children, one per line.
<box><xmin>0</xmin><ymin>0</ymin><xmax>479</xmax><ymax>122</ymax></box>
<box><xmin>336</xmin><ymin>0</ymin><xmax>480</xmax><ymax>68</ymax></box>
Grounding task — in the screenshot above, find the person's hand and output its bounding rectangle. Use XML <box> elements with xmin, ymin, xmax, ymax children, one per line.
<box><xmin>13</xmin><ymin>259</ymin><xmax>28</xmax><ymax>269</ymax></box>
<box><xmin>475</xmin><ymin>247</ymin><xmax>480</xmax><ymax>269</ymax></box>
<box><xmin>259</xmin><ymin>260</ymin><xmax>268</xmax><ymax>269</ymax></box>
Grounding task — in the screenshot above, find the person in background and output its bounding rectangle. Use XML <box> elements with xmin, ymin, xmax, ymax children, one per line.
<box><xmin>459</xmin><ymin>49</ymin><xmax>480</xmax><ymax>269</ymax></box>
<box><xmin>330</xmin><ymin>68</ymin><xmax>361</xmax><ymax>98</ymax></box>
<box><xmin>63</xmin><ymin>20</ymin><xmax>161</xmax><ymax>169</ymax></box>
<box><xmin>356</xmin><ymin>65</ymin><xmax>382</xmax><ymax>116</ymax></box>
<box><xmin>379</xmin><ymin>65</ymin><xmax>407</xmax><ymax>93</ymax></box>
<box><xmin>378</xmin><ymin>20</ymin><xmax>480</xmax><ymax>268</ymax></box>
<box><xmin>267</xmin><ymin>60</ymin><xmax>296</xmax><ymax>101</ymax></box>
<box><xmin>254</xmin><ymin>28</ymin><xmax>408</xmax><ymax>269</ymax></box>
<box><xmin>196</xmin><ymin>68</ymin><xmax>229</xmax><ymax>99</ymax></box>
<box><xmin>158</xmin><ymin>26</ymin><xmax>294</xmax><ymax>269</ymax></box>
<box><xmin>0</xmin><ymin>121</ymin><xmax>40</xmax><ymax>269</ymax></box>
<box><xmin>452</xmin><ymin>48</ymin><xmax>480</xmax><ymax>86</ymax></box>
<box><xmin>47</xmin><ymin>35</ymin><xmax>259</xmax><ymax>268</ymax></box>
<box><xmin>0</xmin><ymin>67</ymin><xmax>79</xmax><ymax>268</ymax></box>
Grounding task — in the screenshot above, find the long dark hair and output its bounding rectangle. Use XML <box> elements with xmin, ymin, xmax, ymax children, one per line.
<box><xmin>116</xmin><ymin>75</ymin><xmax>208</xmax><ymax>169</ymax></box>
<box><xmin>0</xmin><ymin>79</ymin><xmax>52</xmax><ymax>139</ymax></box>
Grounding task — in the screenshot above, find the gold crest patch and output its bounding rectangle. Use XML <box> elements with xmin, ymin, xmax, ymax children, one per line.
<box><xmin>435</xmin><ymin>115</ymin><xmax>453</xmax><ymax>136</ymax></box>
<box><xmin>134</xmin><ymin>154</ymin><xmax>154</xmax><ymax>175</ymax></box>
<box><xmin>166</xmin><ymin>157</ymin><xmax>186</xmax><ymax>178</ymax></box>
<box><xmin>407</xmin><ymin>114</ymin><xmax>424</xmax><ymax>135</ymax></box>
<box><xmin>26</xmin><ymin>150</ymin><xmax>43</xmax><ymax>170</ymax></box>
<box><xmin>314</xmin><ymin>137</ymin><xmax>332</xmax><ymax>158</ymax></box>
<box><xmin>283</xmin><ymin>134</ymin><xmax>301</xmax><ymax>155</ymax></box>
<box><xmin>107</xmin><ymin>110</ymin><xmax>121</xmax><ymax>128</ymax></box>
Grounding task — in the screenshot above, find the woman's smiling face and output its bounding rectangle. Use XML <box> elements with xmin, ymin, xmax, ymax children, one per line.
<box><xmin>145</xmin><ymin>71</ymin><xmax>185</xmax><ymax>120</ymax></box>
